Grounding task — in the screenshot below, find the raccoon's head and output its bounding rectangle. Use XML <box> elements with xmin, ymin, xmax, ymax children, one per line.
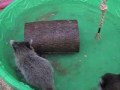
<box><xmin>99</xmin><ymin>73</ymin><xmax>120</xmax><ymax>90</ymax></box>
<box><xmin>10</xmin><ymin>40</ymin><xmax>33</xmax><ymax>56</ymax></box>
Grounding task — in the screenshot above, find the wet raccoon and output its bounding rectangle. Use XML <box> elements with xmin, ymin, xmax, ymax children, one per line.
<box><xmin>10</xmin><ymin>40</ymin><xmax>54</xmax><ymax>90</ymax></box>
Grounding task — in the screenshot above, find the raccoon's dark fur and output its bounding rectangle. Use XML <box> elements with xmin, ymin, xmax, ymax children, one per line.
<box><xmin>99</xmin><ymin>73</ymin><xmax>120</xmax><ymax>90</ymax></box>
<box><xmin>10</xmin><ymin>40</ymin><xmax>54</xmax><ymax>90</ymax></box>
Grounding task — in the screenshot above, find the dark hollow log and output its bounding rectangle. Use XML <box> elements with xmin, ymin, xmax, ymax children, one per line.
<box><xmin>24</xmin><ymin>20</ymin><xmax>80</xmax><ymax>53</ymax></box>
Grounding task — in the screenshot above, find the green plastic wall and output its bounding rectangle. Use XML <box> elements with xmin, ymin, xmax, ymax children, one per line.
<box><xmin>0</xmin><ymin>0</ymin><xmax>120</xmax><ymax>90</ymax></box>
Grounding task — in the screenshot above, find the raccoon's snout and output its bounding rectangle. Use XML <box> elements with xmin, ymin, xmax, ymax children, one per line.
<box><xmin>10</xmin><ymin>40</ymin><xmax>15</xmax><ymax>45</ymax></box>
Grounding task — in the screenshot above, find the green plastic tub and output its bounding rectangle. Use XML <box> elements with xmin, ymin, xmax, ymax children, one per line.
<box><xmin>0</xmin><ymin>0</ymin><xmax>120</xmax><ymax>90</ymax></box>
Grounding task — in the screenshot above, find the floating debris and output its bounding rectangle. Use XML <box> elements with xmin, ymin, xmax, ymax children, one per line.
<box><xmin>51</xmin><ymin>61</ymin><xmax>68</xmax><ymax>76</ymax></box>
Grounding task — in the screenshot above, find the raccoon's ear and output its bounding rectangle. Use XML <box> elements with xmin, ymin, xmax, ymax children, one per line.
<box><xmin>28</xmin><ymin>39</ymin><xmax>34</xmax><ymax>50</ymax></box>
<box><xmin>100</xmin><ymin>78</ymin><xmax>103</xmax><ymax>85</ymax></box>
<box><xmin>29</xmin><ymin>39</ymin><xmax>33</xmax><ymax>45</ymax></box>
